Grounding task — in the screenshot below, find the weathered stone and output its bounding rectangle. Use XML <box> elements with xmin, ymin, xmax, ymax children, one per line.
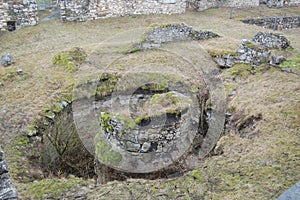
<box><xmin>141</xmin><ymin>142</ymin><xmax>151</xmax><ymax>153</ymax></box>
<box><xmin>277</xmin><ymin>181</ymin><xmax>300</xmax><ymax>200</ymax></box>
<box><xmin>0</xmin><ymin>0</ymin><xmax>38</xmax><ymax>31</ymax></box>
<box><xmin>1</xmin><ymin>54</ymin><xmax>14</xmax><ymax>67</ymax></box>
<box><xmin>269</xmin><ymin>54</ymin><xmax>286</xmax><ymax>66</ymax></box>
<box><xmin>252</xmin><ymin>32</ymin><xmax>290</xmax><ymax>49</ymax></box>
<box><xmin>133</xmin><ymin>24</ymin><xmax>219</xmax><ymax>51</ymax></box>
<box><xmin>125</xmin><ymin>141</ymin><xmax>141</xmax><ymax>152</ymax></box>
<box><xmin>242</xmin><ymin>16</ymin><xmax>300</xmax><ymax>31</ymax></box>
<box><xmin>190</xmin><ymin>0</ymin><xmax>260</xmax><ymax>11</ymax></box>
<box><xmin>60</xmin><ymin>0</ymin><xmax>186</xmax><ymax>22</ymax></box>
<box><xmin>0</xmin><ymin>147</ymin><xmax>18</xmax><ymax>200</ymax></box>
<box><xmin>212</xmin><ymin>32</ymin><xmax>289</xmax><ymax>69</ymax></box>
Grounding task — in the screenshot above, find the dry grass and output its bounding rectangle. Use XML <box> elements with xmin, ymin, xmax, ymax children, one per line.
<box><xmin>0</xmin><ymin>6</ymin><xmax>299</xmax><ymax>200</ymax></box>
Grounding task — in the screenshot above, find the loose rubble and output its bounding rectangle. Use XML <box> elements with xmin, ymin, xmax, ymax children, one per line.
<box><xmin>211</xmin><ymin>32</ymin><xmax>290</xmax><ymax>68</ymax></box>
<box><xmin>132</xmin><ymin>24</ymin><xmax>219</xmax><ymax>51</ymax></box>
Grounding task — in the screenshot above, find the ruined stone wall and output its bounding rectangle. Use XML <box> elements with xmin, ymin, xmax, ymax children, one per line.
<box><xmin>189</xmin><ymin>0</ymin><xmax>259</xmax><ymax>11</ymax></box>
<box><xmin>0</xmin><ymin>2</ymin><xmax>8</xmax><ymax>30</ymax></box>
<box><xmin>60</xmin><ymin>0</ymin><xmax>186</xmax><ymax>22</ymax></box>
<box><xmin>263</xmin><ymin>0</ymin><xmax>300</xmax><ymax>7</ymax></box>
<box><xmin>242</xmin><ymin>16</ymin><xmax>300</xmax><ymax>30</ymax></box>
<box><xmin>0</xmin><ymin>0</ymin><xmax>38</xmax><ymax>31</ymax></box>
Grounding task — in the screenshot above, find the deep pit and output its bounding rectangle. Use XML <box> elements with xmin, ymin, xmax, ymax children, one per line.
<box><xmin>24</xmin><ymin>24</ymin><xmax>226</xmax><ymax>184</ymax></box>
<box><xmin>31</xmin><ymin>71</ymin><xmax>211</xmax><ymax>183</ymax></box>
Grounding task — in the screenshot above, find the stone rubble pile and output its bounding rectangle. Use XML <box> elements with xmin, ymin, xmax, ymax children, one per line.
<box><xmin>252</xmin><ymin>32</ymin><xmax>290</xmax><ymax>49</ymax></box>
<box><xmin>242</xmin><ymin>16</ymin><xmax>300</xmax><ymax>31</ymax></box>
<box><xmin>133</xmin><ymin>24</ymin><xmax>219</xmax><ymax>51</ymax></box>
<box><xmin>212</xmin><ymin>32</ymin><xmax>290</xmax><ymax>68</ymax></box>
<box><xmin>0</xmin><ymin>147</ymin><xmax>18</xmax><ymax>200</ymax></box>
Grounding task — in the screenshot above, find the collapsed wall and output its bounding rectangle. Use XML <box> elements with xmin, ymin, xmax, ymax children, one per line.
<box><xmin>242</xmin><ymin>16</ymin><xmax>300</xmax><ymax>30</ymax></box>
<box><xmin>189</xmin><ymin>0</ymin><xmax>260</xmax><ymax>11</ymax></box>
<box><xmin>262</xmin><ymin>0</ymin><xmax>300</xmax><ymax>7</ymax></box>
<box><xmin>60</xmin><ymin>0</ymin><xmax>187</xmax><ymax>22</ymax></box>
<box><xmin>0</xmin><ymin>0</ymin><xmax>38</xmax><ymax>31</ymax></box>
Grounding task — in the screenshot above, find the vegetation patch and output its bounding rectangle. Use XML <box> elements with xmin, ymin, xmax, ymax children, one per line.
<box><xmin>225</xmin><ymin>63</ymin><xmax>253</xmax><ymax>79</ymax></box>
<box><xmin>0</xmin><ymin>67</ymin><xmax>31</xmax><ymax>82</ymax></box>
<box><xmin>279</xmin><ymin>53</ymin><xmax>300</xmax><ymax>72</ymax></box>
<box><xmin>52</xmin><ymin>47</ymin><xmax>87</xmax><ymax>72</ymax></box>
<box><xmin>95</xmin><ymin>133</ymin><xmax>122</xmax><ymax>166</ymax></box>
<box><xmin>208</xmin><ymin>49</ymin><xmax>238</xmax><ymax>57</ymax></box>
<box><xmin>26</xmin><ymin>177</ymin><xmax>88</xmax><ymax>199</ymax></box>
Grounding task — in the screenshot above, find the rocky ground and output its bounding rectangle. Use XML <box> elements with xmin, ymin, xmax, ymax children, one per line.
<box><xmin>0</xmin><ymin>6</ymin><xmax>299</xmax><ymax>200</ymax></box>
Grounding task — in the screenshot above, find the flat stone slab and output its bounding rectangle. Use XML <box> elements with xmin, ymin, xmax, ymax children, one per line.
<box><xmin>277</xmin><ymin>181</ymin><xmax>300</xmax><ymax>200</ymax></box>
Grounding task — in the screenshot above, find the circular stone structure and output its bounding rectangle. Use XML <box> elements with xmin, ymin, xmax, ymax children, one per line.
<box><xmin>70</xmin><ymin>27</ymin><xmax>226</xmax><ymax>181</ymax></box>
<box><xmin>73</xmin><ymin>71</ymin><xmax>207</xmax><ymax>174</ymax></box>
<box><xmin>94</xmin><ymin>72</ymin><xmax>205</xmax><ymax>173</ymax></box>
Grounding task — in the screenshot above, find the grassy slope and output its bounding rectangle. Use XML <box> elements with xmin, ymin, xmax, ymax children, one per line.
<box><xmin>0</xmin><ymin>6</ymin><xmax>299</xmax><ymax>200</ymax></box>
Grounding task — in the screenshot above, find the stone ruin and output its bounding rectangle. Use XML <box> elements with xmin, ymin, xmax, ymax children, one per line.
<box><xmin>0</xmin><ymin>0</ymin><xmax>38</xmax><ymax>31</ymax></box>
<box><xmin>60</xmin><ymin>0</ymin><xmax>187</xmax><ymax>22</ymax></box>
<box><xmin>190</xmin><ymin>0</ymin><xmax>260</xmax><ymax>11</ymax></box>
<box><xmin>1</xmin><ymin>0</ymin><xmax>300</xmax><ymax>29</ymax></box>
<box><xmin>24</xmin><ymin>23</ymin><xmax>226</xmax><ymax>183</ymax></box>
<box><xmin>132</xmin><ymin>23</ymin><xmax>219</xmax><ymax>51</ymax></box>
<box><xmin>242</xmin><ymin>16</ymin><xmax>300</xmax><ymax>30</ymax></box>
<box><xmin>212</xmin><ymin>32</ymin><xmax>290</xmax><ymax>69</ymax></box>
<box><xmin>261</xmin><ymin>0</ymin><xmax>300</xmax><ymax>7</ymax></box>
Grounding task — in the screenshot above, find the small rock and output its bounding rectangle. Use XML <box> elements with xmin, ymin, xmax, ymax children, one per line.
<box><xmin>241</xmin><ymin>39</ymin><xmax>249</xmax><ymax>45</ymax></box>
<box><xmin>125</xmin><ymin>141</ymin><xmax>141</xmax><ymax>152</ymax></box>
<box><xmin>27</xmin><ymin>129</ymin><xmax>37</xmax><ymax>137</ymax></box>
<box><xmin>269</xmin><ymin>54</ymin><xmax>286</xmax><ymax>66</ymax></box>
<box><xmin>214</xmin><ymin>57</ymin><xmax>226</xmax><ymax>67</ymax></box>
<box><xmin>141</xmin><ymin>142</ymin><xmax>151</xmax><ymax>152</ymax></box>
<box><xmin>228</xmin><ymin>90</ymin><xmax>236</xmax><ymax>97</ymax></box>
<box><xmin>15</xmin><ymin>66</ymin><xmax>22</xmax><ymax>73</ymax></box>
<box><xmin>1</xmin><ymin>54</ymin><xmax>14</xmax><ymax>67</ymax></box>
<box><xmin>226</xmin><ymin>111</ymin><xmax>232</xmax><ymax>117</ymax></box>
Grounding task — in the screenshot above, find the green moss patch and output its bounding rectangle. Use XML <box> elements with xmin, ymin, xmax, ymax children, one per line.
<box><xmin>26</xmin><ymin>178</ymin><xmax>88</xmax><ymax>199</ymax></box>
<box><xmin>95</xmin><ymin>133</ymin><xmax>122</xmax><ymax>166</ymax></box>
<box><xmin>280</xmin><ymin>53</ymin><xmax>300</xmax><ymax>72</ymax></box>
<box><xmin>0</xmin><ymin>68</ymin><xmax>31</xmax><ymax>82</ymax></box>
<box><xmin>52</xmin><ymin>47</ymin><xmax>87</xmax><ymax>72</ymax></box>
<box><xmin>226</xmin><ymin>63</ymin><xmax>253</xmax><ymax>78</ymax></box>
<box><xmin>208</xmin><ymin>49</ymin><xmax>238</xmax><ymax>57</ymax></box>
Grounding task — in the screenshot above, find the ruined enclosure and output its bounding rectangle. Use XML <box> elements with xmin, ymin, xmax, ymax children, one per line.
<box><xmin>25</xmin><ymin>24</ymin><xmax>226</xmax><ymax>183</ymax></box>
<box><xmin>36</xmin><ymin>67</ymin><xmax>210</xmax><ymax>182</ymax></box>
<box><xmin>35</xmin><ymin>71</ymin><xmax>210</xmax><ymax>182</ymax></box>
